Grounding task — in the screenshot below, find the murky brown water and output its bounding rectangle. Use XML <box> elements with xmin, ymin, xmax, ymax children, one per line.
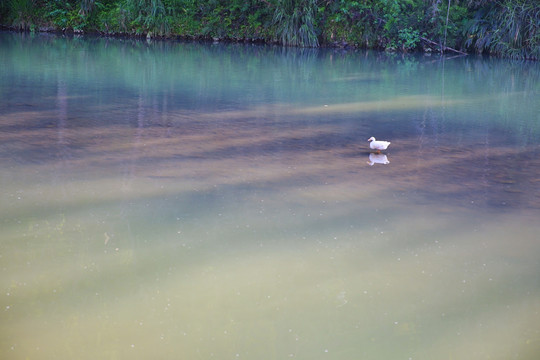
<box><xmin>1</xmin><ymin>32</ymin><xmax>540</xmax><ymax>360</ymax></box>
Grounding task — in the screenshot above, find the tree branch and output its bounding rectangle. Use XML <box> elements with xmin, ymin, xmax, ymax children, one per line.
<box><xmin>420</xmin><ymin>36</ymin><xmax>467</xmax><ymax>55</ymax></box>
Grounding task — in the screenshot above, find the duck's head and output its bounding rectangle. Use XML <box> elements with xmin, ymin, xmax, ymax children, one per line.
<box><xmin>367</xmin><ymin>137</ymin><xmax>375</xmax><ymax>142</ymax></box>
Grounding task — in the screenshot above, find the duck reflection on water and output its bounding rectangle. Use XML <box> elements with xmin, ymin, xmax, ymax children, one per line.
<box><xmin>367</xmin><ymin>153</ymin><xmax>390</xmax><ymax>166</ymax></box>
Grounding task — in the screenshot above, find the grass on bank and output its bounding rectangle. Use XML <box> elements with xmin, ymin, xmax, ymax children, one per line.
<box><xmin>0</xmin><ymin>0</ymin><xmax>538</xmax><ymax>59</ymax></box>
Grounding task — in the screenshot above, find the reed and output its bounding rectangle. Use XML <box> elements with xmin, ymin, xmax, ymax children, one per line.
<box><xmin>465</xmin><ymin>0</ymin><xmax>539</xmax><ymax>59</ymax></box>
<box><xmin>123</xmin><ymin>0</ymin><xmax>174</xmax><ymax>36</ymax></box>
<box><xmin>272</xmin><ymin>0</ymin><xmax>319</xmax><ymax>47</ymax></box>
<box><xmin>7</xmin><ymin>0</ymin><xmax>35</xmax><ymax>30</ymax></box>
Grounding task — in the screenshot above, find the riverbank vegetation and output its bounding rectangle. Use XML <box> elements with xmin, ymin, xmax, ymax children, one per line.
<box><xmin>0</xmin><ymin>0</ymin><xmax>538</xmax><ymax>59</ymax></box>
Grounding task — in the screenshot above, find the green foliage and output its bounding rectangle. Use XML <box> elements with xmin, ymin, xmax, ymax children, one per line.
<box><xmin>170</xmin><ymin>4</ymin><xmax>200</xmax><ymax>37</ymax></box>
<box><xmin>0</xmin><ymin>0</ymin><xmax>537</xmax><ymax>59</ymax></box>
<box><xmin>398</xmin><ymin>27</ymin><xmax>421</xmax><ymax>50</ymax></box>
<box><xmin>94</xmin><ymin>3</ymin><xmax>121</xmax><ymax>32</ymax></box>
<box><xmin>7</xmin><ymin>0</ymin><xmax>36</xmax><ymax>30</ymax></box>
<box><xmin>273</xmin><ymin>0</ymin><xmax>319</xmax><ymax>47</ymax></box>
<box><xmin>45</xmin><ymin>1</ymin><xmax>80</xmax><ymax>30</ymax></box>
<box><xmin>465</xmin><ymin>0</ymin><xmax>539</xmax><ymax>59</ymax></box>
<box><xmin>43</xmin><ymin>1</ymin><xmax>110</xmax><ymax>31</ymax></box>
<box><xmin>425</xmin><ymin>1</ymin><xmax>469</xmax><ymax>48</ymax></box>
<box><xmin>319</xmin><ymin>0</ymin><xmax>380</xmax><ymax>46</ymax></box>
<box><xmin>79</xmin><ymin>0</ymin><xmax>96</xmax><ymax>15</ymax></box>
<box><xmin>120</xmin><ymin>0</ymin><xmax>174</xmax><ymax>35</ymax></box>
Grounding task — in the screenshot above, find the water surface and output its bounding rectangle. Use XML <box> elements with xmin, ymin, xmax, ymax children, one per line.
<box><xmin>1</xmin><ymin>32</ymin><xmax>540</xmax><ymax>360</ymax></box>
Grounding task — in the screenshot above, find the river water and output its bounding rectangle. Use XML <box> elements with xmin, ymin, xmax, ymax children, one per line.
<box><xmin>1</xmin><ymin>32</ymin><xmax>539</xmax><ymax>360</ymax></box>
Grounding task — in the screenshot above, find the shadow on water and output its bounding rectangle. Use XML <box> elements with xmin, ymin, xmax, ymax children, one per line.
<box><xmin>1</xmin><ymin>107</ymin><xmax>539</xmax><ymax>222</ymax></box>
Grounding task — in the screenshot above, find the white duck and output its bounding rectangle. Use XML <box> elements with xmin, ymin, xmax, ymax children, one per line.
<box><xmin>368</xmin><ymin>137</ymin><xmax>391</xmax><ymax>153</ymax></box>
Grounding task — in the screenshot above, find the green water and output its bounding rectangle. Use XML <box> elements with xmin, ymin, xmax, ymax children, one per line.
<box><xmin>1</xmin><ymin>32</ymin><xmax>540</xmax><ymax>360</ymax></box>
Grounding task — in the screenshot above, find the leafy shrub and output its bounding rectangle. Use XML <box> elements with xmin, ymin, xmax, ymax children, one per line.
<box><xmin>398</xmin><ymin>27</ymin><xmax>421</xmax><ymax>50</ymax></box>
<box><xmin>319</xmin><ymin>0</ymin><xmax>381</xmax><ymax>46</ymax></box>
